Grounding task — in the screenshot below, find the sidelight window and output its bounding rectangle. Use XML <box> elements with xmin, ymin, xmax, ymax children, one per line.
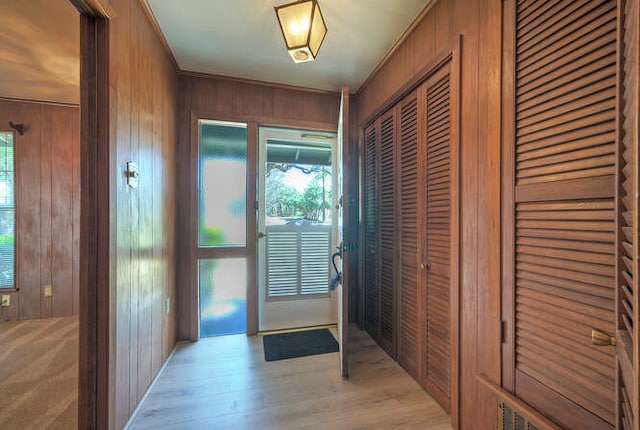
<box><xmin>0</xmin><ymin>132</ymin><xmax>15</xmax><ymax>289</ymax></box>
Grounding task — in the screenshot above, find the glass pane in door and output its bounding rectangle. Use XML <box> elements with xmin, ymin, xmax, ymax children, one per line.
<box><xmin>198</xmin><ymin>121</ymin><xmax>247</xmax><ymax>247</ymax></box>
<box><xmin>199</xmin><ymin>258</ymin><xmax>247</xmax><ymax>337</ymax></box>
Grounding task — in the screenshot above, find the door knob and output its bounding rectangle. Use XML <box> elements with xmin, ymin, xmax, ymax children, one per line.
<box><xmin>591</xmin><ymin>328</ymin><xmax>616</xmax><ymax>346</ymax></box>
<box><xmin>420</xmin><ymin>262</ymin><xmax>430</xmax><ymax>270</ymax></box>
<box><xmin>258</xmin><ymin>232</ymin><xmax>266</xmax><ymax>239</ymax></box>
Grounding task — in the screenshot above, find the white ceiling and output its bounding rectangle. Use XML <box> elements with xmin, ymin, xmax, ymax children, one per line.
<box><xmin>0</xmin><ymin>0</ymin><xmax>79</xmax><ymax>105</ymax></box>
<box><xmin>147</xmin><ymin>0</ymin><xmax>430</xmax><ymax>92</ymax></box>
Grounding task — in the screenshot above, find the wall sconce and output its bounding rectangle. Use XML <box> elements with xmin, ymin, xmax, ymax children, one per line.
<box><xmin>275</xmin><ymin>0</ymin><xmax>327</xmax><ymax>63</ymax></box>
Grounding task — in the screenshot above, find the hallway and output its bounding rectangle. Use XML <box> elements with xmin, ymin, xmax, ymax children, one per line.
<box><xmin>127</xmin><ymin>328</ymin><xmax>452</xmax><ymax>429</ymax></box>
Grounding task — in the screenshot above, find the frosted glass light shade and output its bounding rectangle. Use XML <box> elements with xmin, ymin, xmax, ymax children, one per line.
<box><xmin>275</xmin><ymin>0</ymin><xmax>327</xmax><ymax>63</ymax></box>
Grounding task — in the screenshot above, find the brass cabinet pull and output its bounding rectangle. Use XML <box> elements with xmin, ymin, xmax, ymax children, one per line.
<box><xmin>591</xmin><ymin>328</ymin><xmax>616</xmax><ymax>346</ymax></box>
<box><xmin>420</xmin><ymin>262</ymin><xmax>430</xmax><ymax>271</ymax></box>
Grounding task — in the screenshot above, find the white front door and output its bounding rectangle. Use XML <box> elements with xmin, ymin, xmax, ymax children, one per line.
<box><xmin>257</xmin><ymin>127</ymin><xmax>338</xmax><ymax>331</ymax></box>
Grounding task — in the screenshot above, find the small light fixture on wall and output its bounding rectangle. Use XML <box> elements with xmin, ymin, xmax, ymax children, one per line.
<box><xmin>275</xmin><ymin>0</ymin><xmax>327</xmax><ymax>63</ymax></box>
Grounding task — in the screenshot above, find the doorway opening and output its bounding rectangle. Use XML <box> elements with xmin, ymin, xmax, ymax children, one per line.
<box><xmin>198</xmin><ymin>120</ymin><xmax>248</xmax><ymax>338</ymax></box>
<box><xmin>258</xmin><ymin>127</ymin><xmax>338</xmax><ymax>332</ymax></box>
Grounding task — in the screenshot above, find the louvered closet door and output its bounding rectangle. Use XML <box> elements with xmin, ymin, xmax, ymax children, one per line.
<box><xmin>422</xmin><ymin>65</ymin><xmax>453</xmax><ymax>412</ymax></box>
<box><xmin>618</xmin><ymin>0</ymin><xmax>639</xmax><ymax>428</ymax></box>
<box><xmin>510</xmin><ymin>0</ymin><xmax>618</xmax><ymax>428</ymax></box>
<box><xmin>398</xmin><ymin>90</ymin><xmax>421</xmax><ymax>378</ymax></box>
<box><xmin>378</xmin><ymin>110</ymin><xmax>397</xmax><ymax>357</ymax></box>
<box><xmin>363</xmin><ymin>124</ymin><xmax>380</xmax><ymax>339</ymax></box>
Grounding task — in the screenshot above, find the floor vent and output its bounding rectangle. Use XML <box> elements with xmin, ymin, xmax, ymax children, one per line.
<box><xmin>499</xmin><ymin>402</ymin><xmax>539</xmax><ymax>430</ymax></box>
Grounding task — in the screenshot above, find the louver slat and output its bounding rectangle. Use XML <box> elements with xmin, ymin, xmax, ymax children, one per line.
<box><xmin>266</xmin><ymin>227</ymin><xmax>331</xmax><ymax>299</ymax></box>
<box><xmin>424</xmin><ymin>73</ymin><xmax>451</xmax><ymax>405</ymax></box>
<box><xmin>510</xmin><ymin>0</ymin><xmax>618</xmax><ymax>428</ymax></box>
<box><xmin>266</xmin><ymin>231</ymin><xmax>299</xmax><ymax>298</ymax></box>
<box><xmin>364</xmin><ymin>125</ymin><xmax>379</xmax><ymax>338</ymax></box>
<box><xmin>399</xmin><ymin>93</ymin><xmax>419</xmax><ymax>378</ymax></box>
<box><xmin>617</xmin><ymin>0</ymin><xmax>638</xmax><ymax>428</ymax></box>
<box><xmin>379</xmin><ymin>113</ymin><xmax>396</xmax><ymax>355</ymax></box>
<box><xmin>300</xmin><ymin>231</ymin><xmax>331</xmax><ymax>295</ymax></box>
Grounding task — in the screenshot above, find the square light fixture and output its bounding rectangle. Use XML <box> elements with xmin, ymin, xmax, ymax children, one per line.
<box><xmin>275</xmin><ymin>0</ymin><xmax>327</xmax><ymax>63</ymax></box>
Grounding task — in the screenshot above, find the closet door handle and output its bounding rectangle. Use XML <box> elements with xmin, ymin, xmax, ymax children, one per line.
<box><xmin>420</xmin><ymin>262</ymin><xmax>430</xmax><ymax>271</ymax></box>
<box><xmin>591</xmin><ymin>328</ymin><xmax>616</xmax><ymax>346</ymax></box>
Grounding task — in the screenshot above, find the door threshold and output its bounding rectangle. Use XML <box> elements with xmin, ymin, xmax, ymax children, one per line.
<box><xmin>258</xmin><ymin>323</ymin><xmax>337</xmax><ymax>336</ymax></box>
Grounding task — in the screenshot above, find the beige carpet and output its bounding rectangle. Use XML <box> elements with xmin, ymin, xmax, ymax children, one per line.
<box><xmin>0</xmin><ymin>316</ymin><xmax>78</xmax><ymax>430</ymax></box>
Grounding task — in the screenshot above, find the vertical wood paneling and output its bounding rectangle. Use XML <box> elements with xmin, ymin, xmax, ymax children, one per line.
<box><xmin>476</xmin><ymin>1</ymin><xmax>503</xmax><ymax>428</ymax></box>
<box><xmin>109</xmin><ymin>0</ymin><xmax>178</xmax><ymax>427</ymax></box>
<box><xmin>0</xmin><ymin>99</ymin><xmax>79</xmax><ymax>321</ymax></box>
<box><xmin>18</xmin><ymin>102</ymin><xmax>42</xmax><ymax>320</ymax></box>
<box><xmin>72</xmin><ymin>108</ymin><xmax>80</xmax><ymax>315</ymax></box>
<box><xmin>51</xmin><ymin>104</ymin><xmax>75</xmax><ymax>317</ymax></box>
<box><xmin>40</xmin><ymin>107</ymin><xmax>52</xmax><ymax>318</ymax></box>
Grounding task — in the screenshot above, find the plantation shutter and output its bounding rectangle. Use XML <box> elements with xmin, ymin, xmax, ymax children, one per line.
<box><xmin>266</xmin><ymin>226</ymin><xmax>331</xmax><ymax>299</ymax></box>
<box><xmin>364</xmin><ymin>124</ymin><xmax>379</xmax><ymax>338</ymax></box>
<box><xmin>618</xmin><ymin>0</ymin><xmax>639</xmax><ymax>428</ymax></box>
<box><xmin>379</xmin><ymin>111</ymin><xmax>396</xmax><ymax>356</ymax></box>
<box><xmin>423</xmin><ymin>68</ymin><xmax>452</xmax><ymax>411</ymax></box>
<box><xmin>399</xmin><ymin>91</ymin><xmax>420</xmax><ymax>378</ymax></box>
<box><xmin>510</xmin><ymin>0</ymin><xmax>618</xmax><ymax>428</ymax></box>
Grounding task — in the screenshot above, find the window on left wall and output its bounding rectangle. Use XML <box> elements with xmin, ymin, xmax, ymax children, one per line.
<box><xmin>0</xmin><ymin>132</ymin><xmax>15</xmax><ymax>289</ymax></box>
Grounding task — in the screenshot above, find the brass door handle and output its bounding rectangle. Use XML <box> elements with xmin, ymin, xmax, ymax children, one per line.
<box><xmin>591</xmin><ymin>328</ymin><xmax>616</xmax><ymax>346</ymax></box>
<box><xmin>420</xmin><ymin>262</ymin><xmax>430</xmax><ymax>270</ymax></box>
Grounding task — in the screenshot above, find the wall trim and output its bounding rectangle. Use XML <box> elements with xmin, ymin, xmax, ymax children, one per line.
<box><xmin>139</xmin><ymin>0</ymin><xmax>180</xmax><ymax>71</ymax></box>
<box><xmin>179</xmin><ymin>70</ymin><xmax>341</xmax><ymax>97</ymax></box>
<box><xmin>69</xmin><ymin>0</ymin><xmax>115</xmax><ymax>18</ymax></box>
<box><xmin>122</xmin><ymin>344</ymin><xmax>178</xmax><ymax>430</ymax></box>
<box><xmin>0</xmin><ymin>96</ymin><xmax>80</xmax><ymax>109</ymax></box>
<box><xmin>358</xmin><ymin>36</ymin><xmax>460</xmax><ymax>128</ymax></box>
<box><xmin>354</xmin><ymin>0</ymin><xmax>437</xmax><ymax>98</ymax></box>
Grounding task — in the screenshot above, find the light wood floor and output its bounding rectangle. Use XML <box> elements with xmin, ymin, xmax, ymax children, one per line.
<box><xmin>0</xmin><ymin>316</ymin><xmax>78</xmax><ymax>430</ymax></box>
<box><xmin>127</xmin><ymin>327</ymin><xmax>452</xmax><ymax>429</ymax></box>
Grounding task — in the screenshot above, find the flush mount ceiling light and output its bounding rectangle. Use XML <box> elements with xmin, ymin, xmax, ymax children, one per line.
<box><xmin>275</xmin><ymin>0</ymin><xmax>327</xmax><ymax>63</ymax></box>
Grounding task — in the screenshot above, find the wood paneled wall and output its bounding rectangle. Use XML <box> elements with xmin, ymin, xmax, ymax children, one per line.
<box><xmin>176</xmin><ymin>73</ymin><xmax>340</xmax><ymax>340</ymax></box>
<box><xmin>107</xmin><ymin>0</ymin><xmax>178</xmax><ymax>428</ymax></box>
<box><xmin>0</xmin><ymin>99</ymin><xmax>80</xmax><ymax>321</ymax></box>
<box><xmin>354</xmin><ymin>0</ymin><xmax>502</xmax><ymax>428</ymax></box>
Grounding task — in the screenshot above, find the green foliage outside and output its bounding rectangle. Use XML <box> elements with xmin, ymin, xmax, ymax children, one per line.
<box><xmin>200</xmin><ymin>223</ymin><xmax>225</xmax><ymax>247</ymax></box>
<box><xmin>265</xmin><ymin>164</ymin><xmax>331</xmax><ymax>222</ymax></box>
<box><xmin>0</xmin><ymin>235</ymin><xmax>13</xmax><ymax>288</ymax></box>
<box><xmin>198</xmin><ymin>224</ymin><xmax>225</xmax><ymax>305</ymax></box>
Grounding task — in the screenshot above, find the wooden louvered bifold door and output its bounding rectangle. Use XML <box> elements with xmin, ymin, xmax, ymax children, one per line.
<box><xmin>422</xmin><ymin>65</ymin><xmax>453</xmax><ymax>412</ymax></box>
<box><xmin>398</xmin><ymin>91</ymin><xmax>420</xmax><ymax>378</ymax></box>
<box><xmin>378</xmin><ymin>111</ymin><xmax>397</xmax><ymax>357</ymax></box>
<box><xmin>363</xmin><ymin>124</ymin><xmax>379</xmax><ymax>339</ymax></box>
<box><xmin>617</xmin><ymin>0</ymin><xmax>639</xmax><ymax>428</ymax></box>
<box><xmin>506</xmin><ymin>0</ymin><xmax>619</xmax><ymax>428</ymax></box>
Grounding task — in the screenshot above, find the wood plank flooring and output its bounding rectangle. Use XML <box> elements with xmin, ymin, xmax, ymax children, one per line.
<box><xmin>127</xmin><ymin>326</ymin><xmax>451</xmax><ymax>429</ymax></box>
<box><xmin>0</xmin><ymin>316</ymin><xmax>78</xmax><ymax>430</ymax></box>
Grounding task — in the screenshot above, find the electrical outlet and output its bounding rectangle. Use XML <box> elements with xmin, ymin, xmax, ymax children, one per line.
<box><xmin>1</xmin><ymin>295</ymin><xmax>10</xmax><ymax>307</ymax></box>
<box><xmin>165</xmin><ymin>297</ymin><xmax>171</xmax><ymax>315</ymax></box>
<box><xmin>43</xmin><ymin>285</ymin><xmax>53</xmax><ymax>297</ymax></box>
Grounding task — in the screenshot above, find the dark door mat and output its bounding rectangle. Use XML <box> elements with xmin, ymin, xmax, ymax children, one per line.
<box><xmin>263</xmin><ymin>328</ymin><xmax>339</xmax><ymax>361</ymax></box>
